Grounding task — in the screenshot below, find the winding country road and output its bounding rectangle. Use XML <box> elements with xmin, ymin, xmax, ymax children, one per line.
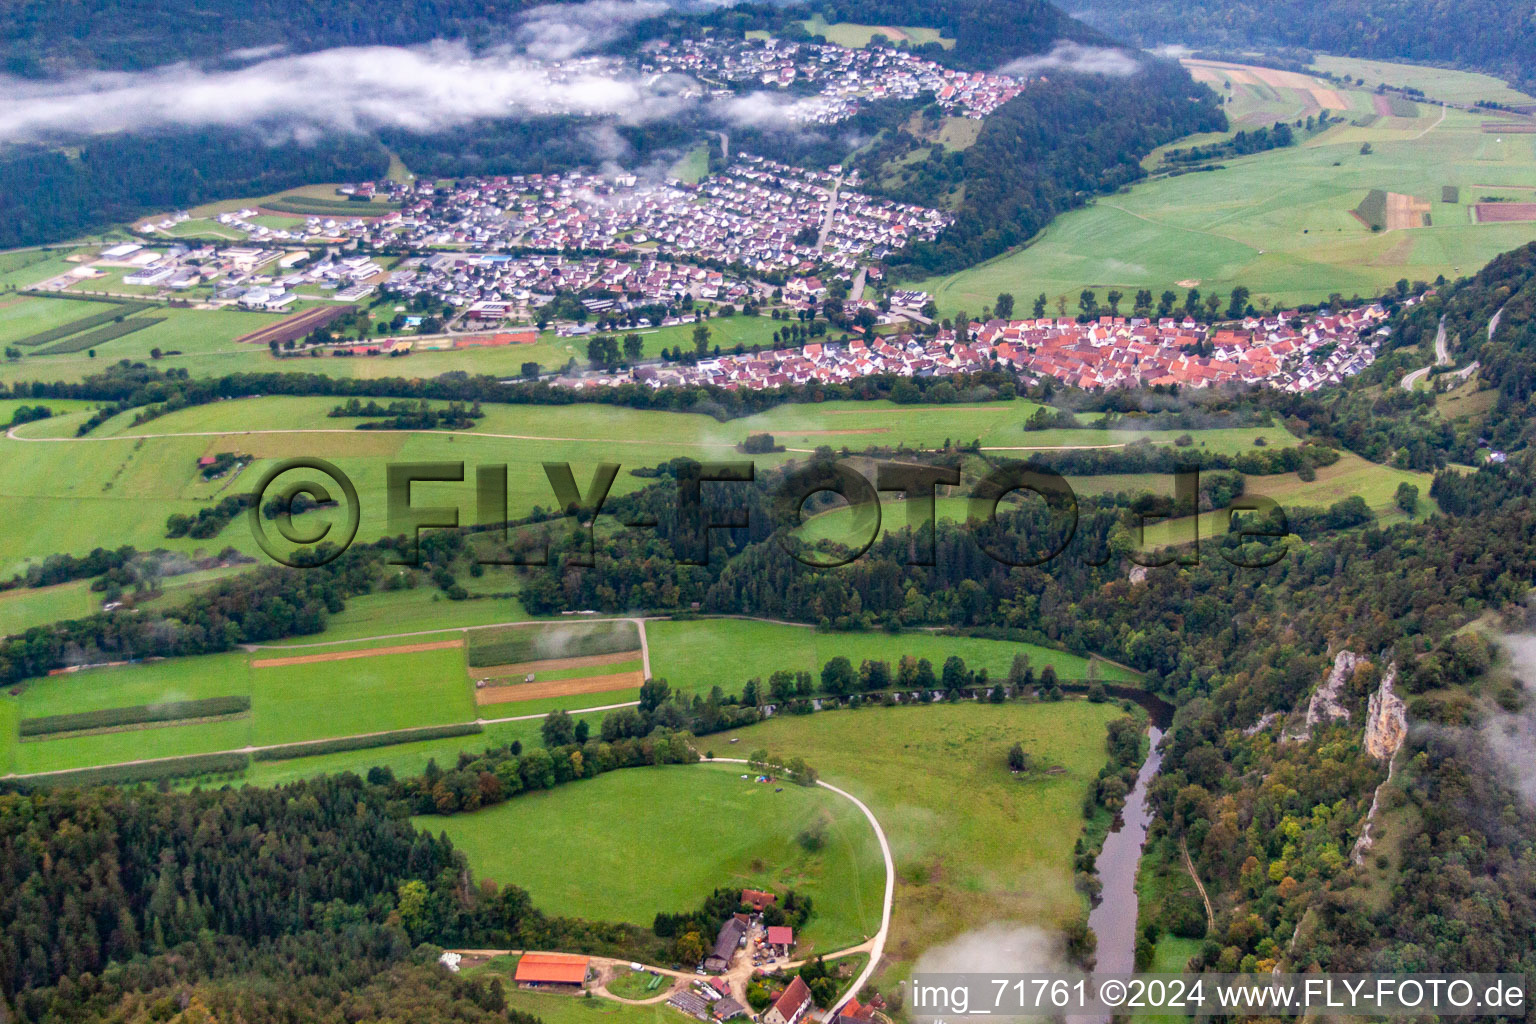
<box><xmin>1400</xmin><ymin>316</ymin><xmax>1448</xmax><ymax>391</ymax></box>
<box><xmin>705</xmin><ymin>756</ymin><xmax>894</xmax><ymax>1015</ymax></box>
<box><xmin>441</xmin><ymin>758</ymin><xmax>894</xmax><ymax>1015</ymax></box>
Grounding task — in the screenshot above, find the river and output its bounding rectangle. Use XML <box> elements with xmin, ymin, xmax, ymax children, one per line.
<box><xmin>1087</xmin><ymin>689</ymin><xmax>1173</xmax><ymax>991</ymax></box>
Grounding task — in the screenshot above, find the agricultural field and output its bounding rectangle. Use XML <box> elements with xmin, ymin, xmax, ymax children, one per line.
<box><xmin>0</xmin><ymin>303</ymin><xmax>799</xmax><ymax>385</ymax></box>
<box><xmin>418</xmin><ymin>761</ymin><xmax>886</xmax><ymax>953</ymax></box>
<box><xmin>799</xmin><ymin>13</ymin><xmax>955</xmax><ymax>48</ymax></box>
<box><xmin>1182</xmin><ymin>59</ymin><xmax>1351</xmax><ymax>129</ymax></box>
<box><xmin>1138</xmin><ymin>450</ymin><xmax>1438</xmax><ymax>548</ymax></box>
<box><xmin>0</xmin><ymin>394</ymin><xmax>1301</xmax><ymax>572</ymax></box>
<box><xmin>714</xmin><ymin>701</ymin><xmax>1130</xmax><ymax>988</ymax></box>
<box><xmin>1309</xmin><ymin>55</ymin><xmax>1536</xmax><ymax>108</ymax></box>
<box><xmin>248</xmin><ymin>641</ymin><xmax>474</xmax><ymax>745</ymax></box>
<box><xmin>0</xmin><ymin>578</ymin><xmax>107</xmax><ymax>636</ymax></box>
<box><xmin>469</xmin><ymin>620</ymin><xmax>646</xmax><ymax>707</ymax></box>
<box><xmin>646</xmin><ymin>618</ymin><xmax>1139</xmax><ymax>693</ymax></box>
<box><xmin>919</xmin><ymin>62</ymin><xmax>1536</xmax><ymax>312</ymax></box>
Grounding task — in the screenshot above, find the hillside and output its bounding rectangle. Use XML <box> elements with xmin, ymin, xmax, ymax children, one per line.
<box><xmin>1066</xmin><ymin>0</ymin><xmax>1536</xmax><ymax>94</ymax></box>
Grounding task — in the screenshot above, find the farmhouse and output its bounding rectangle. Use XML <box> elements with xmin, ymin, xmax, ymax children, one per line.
<box><xmin>765</xmin><ymin>925</ymin><xmax>794</xmax><ymax>956</ymax></box>
<box><xmin>741</xmin><ymin>889</ymin><xmax>777</xmax><ymax>912</ymax></box>
<box><xmin>514</xmin><ymin>952</ymin><xmax>590</xmax><ymax>991</ymax></box>
<box><xmin>704</xmin><ymin>916</ymin><xmax>748</xmax><ymax>973</ymax></box>
<box><xmin>764</xmin><ymin>976</ymin><xmax>814</xmax><ymax>1024</ymax></box>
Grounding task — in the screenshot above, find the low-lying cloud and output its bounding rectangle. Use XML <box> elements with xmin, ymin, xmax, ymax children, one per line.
<box><xmin>999</xmin><ymin>41</ymin><xmax>1141</xmax><ymax>78</ymax></box>
<box><xmin>0</xmin><ymin>41</ymin><xmax>699</xmax><ymax>144</ymax></box>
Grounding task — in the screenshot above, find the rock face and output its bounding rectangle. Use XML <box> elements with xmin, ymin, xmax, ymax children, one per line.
<box><xmin>1363</xmin><ymin>663</ymin><xmax>1407</xmax><ymax>761</ymax></box>
<box><xmin>1285</xmin><ymin>650</ymin><xmax>1360</xmax><ymax>742</ymax></box>
<box><xmin>1351</xmin><ymin>662</ymin><xmax>1408</xmax><ymax>866</ymax></box>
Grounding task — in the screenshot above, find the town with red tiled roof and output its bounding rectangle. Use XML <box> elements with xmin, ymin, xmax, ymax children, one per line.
<box><xmin>564</xmin><ymin>300</ymin><xmax>1399</xmax><ymax>395</ymax></box>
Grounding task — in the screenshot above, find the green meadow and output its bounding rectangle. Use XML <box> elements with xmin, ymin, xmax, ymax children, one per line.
<box><xmin>496</xmin><ymin>987</ymin><xmax>686</xmax><ymax>1024</ymax></box>
<box><xmin>0</xmin><ymin>579</ymin><xmax>105</xmax><ymax>635</ymax></box>
<box><xmin>799</xmin><ymin>13</ymin><xmax>955</xmax><ymax>48</ymax></box>
<box><xmin>1139</xmin><ymin>450</ymin><xmax>1438</xmax><ymax>548</ymax></box>
<box><xmin>0</xmin><ymin>300</ymin><xmax>799</xmax><ymax>385</ymax></box>
<box><xmin>645</xmin><ymin>617</ymin><xmax>1139</xmax><ymax>691</ymax></box>
<box><xmin>248</xmin><ymin>644</ymin><xmax>474</xmax><ymax>745</ymax></box>
<box><xmin>1310</xmin><ymin>55</ymin><xmax>1536</xmax><ymax>108</ymax></box>
<box><xmin>418</xmin><ymin>761</ymin><xmax>886</xmax><ymax>953</ymax></box>
<box><xmin>920</xmin><ymin>82</ymin><xmax>1536</xmax><ymax>313</ymax></box>
<box><xmin>717</xmin><ymin>701</ymin><xmax>1129</xmax><ymax>987</ymax></box>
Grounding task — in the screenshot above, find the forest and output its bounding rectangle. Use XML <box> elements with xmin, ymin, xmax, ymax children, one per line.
<box><xmin>1067</xmin><ymin>0</ymin><xmax>1536</xmax><ymax>93</ymax></box>
<box><xmin>0</xmin><ymin>131</ymin><xmax>389</xmax><ymax>250</ymax></box>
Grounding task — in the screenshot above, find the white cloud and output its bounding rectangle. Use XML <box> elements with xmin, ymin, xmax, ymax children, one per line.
<box><xmin>999</xmin><ymin>41</ymin><xmax>1141</xmax><ymax>78</ymax></box>
<box><xmin>0</xmin><ymin>41</ymin><xmax>696</xmax><ymax>144</ymax></box>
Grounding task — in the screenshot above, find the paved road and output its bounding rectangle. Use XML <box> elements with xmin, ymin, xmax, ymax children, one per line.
<box><xmin>816</xmin><ymin>178</ymin><xmax>843</xmax><ymax>250</ymax></box>
<box><xmin>1400</xmin><ymin>316</ymin><xmax>1448</xmax><ymax>391</ymax></box>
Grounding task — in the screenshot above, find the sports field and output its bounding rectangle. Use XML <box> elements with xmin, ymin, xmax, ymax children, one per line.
<box><xmin>646</xmin><ymin>618</ymin><xmax>1139</xmax><ymax>691</ymax></box>
<box><xmin>418</xmin><ymin>761</ymin><xmax>886</xmax><ymax>953</ymax></box>
<box><xmin>717</xmin><ymin>701</ymin><xmax>1129</xmax><ymax>987</ymax></box>
<box><xmin>919</xmin><ymin>61</ymin><xmax>1536</xmax><ymax>312</ymax></box>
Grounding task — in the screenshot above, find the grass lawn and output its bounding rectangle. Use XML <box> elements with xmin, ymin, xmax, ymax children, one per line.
<box><xmin>15</xmin><ymin>652</ymin><xmax>251</xmax><ymax>718</ymax></box>
<box><xmin>717</xmin><ymin>701</ymin><xmax>1129</xmax><ymax>988</ymax></box>
<box><xmin>499</xmin><ymin>988</ymin><xmax>689</xmax><ymax>1024</ymax></box>
<box><xmin>14</xmin><ymin>717</ymin><xmax>254</xmax><ymax>774</ymax></box>
<box><xmin>249</xmin><ymin>644</ymin><xmax>475</xmax><ymax>745</ymax></box>
<box><xmin>917</xmin><ymin>93</ymin><xmax>1536</xmax><ymax>313</ymax></box>
<box><xmin>0</xmin><ymin>295</ymin><xmax>115</xmax><ymax>345</ymax></box>
<box><xmin>669</xmin><ymin>145</ymin><xmax>710</xmax><ymax>185</ymax></box>
<box><xmin>647</xmin><ymin>619</ymin><xmax>1138</xmax><ymax>694</ymax></box>
<box><xmin>419</xmin><ymin>762</ymin><xmax>885</xmax><ymax>954</ymax></box>
<box><xmin>0</xmin><ymin>248</ymin><xmax>95</xmax><ymax>289</ymax></box>
<box><xmin>0</xmin><ymin>698</ymin><xmax>16</xmax><ymax>775</ymax></box>
<box><xmin>0</xmin><ymin>579</ymin><xmax>105</xmax><ymax>635</ymax></box>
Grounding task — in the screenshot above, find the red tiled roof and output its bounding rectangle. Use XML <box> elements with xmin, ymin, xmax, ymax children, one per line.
<box><xmin>516</xmin><ymin>953</ymin><xmax>589</xmax><ymax>985</ymax></box>
<box><xmin>772</xmin><ymin>976</ymin><xmax>812</xmax><ymax>1020</ymax></box>
<box><xmin>766</xmin><ymin>926</ymin><xmax>794</xmax><ymax>946</ymax></box>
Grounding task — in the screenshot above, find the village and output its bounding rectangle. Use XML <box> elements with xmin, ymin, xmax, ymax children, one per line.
<box><xmin>440</xmin><ymin>886</ymin><xmax>884</xmax><ymax>1024</ymax></box>
<box><xmin>151</xmin><ymin>154</ymin><xmax>948</xmax><ymax>278</ymax></box>
<box><xmin>565</xmin><ymin>302</ymin><xmax>1397</xmax><ymax>393</ymax></box>
<box><xmin>641</xmin><ymin>36</ymin><xmax>1027</xmax><ymax>123</ymax></box>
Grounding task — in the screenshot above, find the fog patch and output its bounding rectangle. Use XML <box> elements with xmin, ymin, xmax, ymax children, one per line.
<box><xmin>0</xmin><ymin>41</ymin><xmax>696</xmax><ymax>144</ymax></box>
<box><xmin>1484</xmin><ymin>632</ymin><xmax>1536</xmax><ymax>807</ymax></box>
<box><xmin>910</xmin><ymin>925</ymin><xmax>1068</xmax><ymax>1019</ymax></box>
<box><xmin>999</xmin><ymin>41</ymin><xmax>1141</xmax><ymax>78</ymax></box>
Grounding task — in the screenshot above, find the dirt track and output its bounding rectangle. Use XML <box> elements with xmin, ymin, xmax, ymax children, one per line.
<box><xmin>476</xmin><ymin>650</ymin><xmax>642</xmax><ymax>677</ymax></box>
<box><xmin>251</xmin><ymin>639</ymin><xmax>462</xmax><ymax>668</ymax></box>
<box><xmin>475</xmin><ymin>670</ymin><xmax>646</xmax><ymax>704</ymax></box>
